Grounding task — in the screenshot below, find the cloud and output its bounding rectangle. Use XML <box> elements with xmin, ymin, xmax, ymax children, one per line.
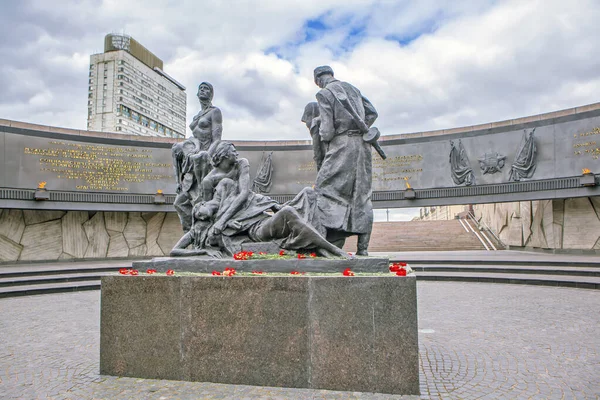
<box><xmin>0</xmin><ymin>0</ymin><xmax>599</xmax><ymax>142</ymax></box>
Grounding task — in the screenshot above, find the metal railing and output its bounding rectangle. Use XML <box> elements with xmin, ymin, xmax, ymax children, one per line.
<box><xmin>467</xmin><ymin>211</ymin><xmax>506</xmax><ymax>249</ymax></box>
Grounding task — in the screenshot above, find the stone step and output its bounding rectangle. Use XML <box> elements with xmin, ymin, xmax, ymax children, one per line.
<box><xmin>388</xmin><ymin>258</ymin><xmax>600</xmax><ymax>268</ymax></box>
<box><xmin>0</xmin><ymin>280</ymin><xmax>101</xmax><ymax>298</ymax></box>
<box><xmin>0</xmin><ymin>272</ymin><xmax>114</xmax><ymax>287</ymax></box>
<box><xmin>410</xmin><ymin>264</ymin><xmax>600</xmax><ymax>276</ymax></box>
<box><xmin>344</xmin><ymin>220</ymin><xmax>489</xmax><ymax>252</ymax></box>
<box><xmin>0</xmin><ymin>260</ymin><xmax>129</xmax><ymax>277</ymax></box>
<box><xmin>415</xmin><ymin>271</ymin><xmax>600</xmax><ymax>290</ymax></box>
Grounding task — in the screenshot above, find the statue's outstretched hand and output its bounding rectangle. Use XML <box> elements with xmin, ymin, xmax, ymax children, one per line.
<box><xmin>212</xmin><ymin>220</ymin><xmax>226</xmax><ymax>235</ymax></box>
<box><xmin>227</xmin><ymin>220</ymin><xmax>241</xmax><ymax>230</ymax></box>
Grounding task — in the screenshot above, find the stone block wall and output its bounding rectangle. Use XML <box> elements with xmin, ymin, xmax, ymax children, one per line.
<box><xmin>0</xmin><ymin>209</ymin><xmax>183</xmax><ymax>262</ymax></box>
<box><xmin>473</xmin><ymin>197</ymin><xmax>600</xmax><ymax>250</ymax></box>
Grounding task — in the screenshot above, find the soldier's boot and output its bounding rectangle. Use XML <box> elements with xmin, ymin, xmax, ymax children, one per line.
<box><xmin>356</xmin><ymin>232</ymin><xmax>371</xmax><ymax>256</ymax></box>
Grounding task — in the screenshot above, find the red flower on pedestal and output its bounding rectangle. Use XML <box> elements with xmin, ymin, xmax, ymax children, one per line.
<box><xmin>166</xmin><ymin>269</ymin><xmax>175</xmax><ymax>276</ymax></box>
<box><xmin>290</xmin><ymin>270</ymin><xmax>305</xmax><ymax>275</ymax></box>
<box><xmin>224</xmin><ymin>267</ymin><xmax>236</xmax><ymax>276</ymax></box>
<box><xmin>251</xmin><ymin>270</ymin><xmax>265</xmax><ymax>275</ymax></box>
<box><xmin>342</xmin><ymin>268</ymin><xmax>355</xmax><ymax>276</ymax></box>
<box><xmin>297</xmin><ymin>254</ymin><xmax>306</xmax><ymax>259</ymax></box>
<box><xmin>212</xmin><ymin>271</ymin><xmax>221</xmax><ymax>276</ymax></box>
<box><xmin>279</xmin><ymin>250</ymin><xmax>286</xmax><ymax>256</ymax></box>
<box><xmin>130</xmin><ymin>269</ymin><xmax>139</xmax><ymax>276</ymax></box>
<box><xmin>233</xmin><ymin>251</ymin><xmax>253</xmax><ymax>260</ymax></box>
<box><xmin>390</xmin><ymin>262</ymin><xmax>410</xmax><ymax>276</ymax></box>
<box><xmin>119</xmin><ymin>268</ymin><xmax>129</xmax><ymax>275</ymax></box>
<box><xmin>389</xmin><ymin>262</ymin><xmax>408</xmax><ymax>272</ymax></box>
<box><xmin>146</xmin><ymin>269</ymin><xmax>157</xmax><ymax>274</ymax></box>
<box><xmin>310</xmin><ymin>253</ymin><xmax>317</xmax><ymax>258</ymax></box>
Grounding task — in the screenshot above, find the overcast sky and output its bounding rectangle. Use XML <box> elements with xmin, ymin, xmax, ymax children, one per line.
<box><xmin>2</xmin><ymin>0</ymin><xmax>599</xmax><ymax>142</ymax></box>
<box><xmin>2</xmin><ymin>0</ymin><xmax>599</xmax><ymax>220</ymax></box>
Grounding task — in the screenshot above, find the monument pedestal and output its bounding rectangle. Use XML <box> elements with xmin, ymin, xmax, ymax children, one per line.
<box><xmin>100</xmin><ymin>263</ymin><xmax>419</xmax><ymax>395</ymax></box>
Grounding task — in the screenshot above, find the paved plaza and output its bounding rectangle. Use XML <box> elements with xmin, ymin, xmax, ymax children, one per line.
<box><xmin>0</xmin><ymin>281</ymin><xmax>598</xmax><ymax>399</ymax></box>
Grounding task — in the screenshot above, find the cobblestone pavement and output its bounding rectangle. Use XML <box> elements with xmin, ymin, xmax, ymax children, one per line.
<box><xmin>0</xmin><ymin>282</ymin><xmax>598</xmax><ymax>399</ymax></box>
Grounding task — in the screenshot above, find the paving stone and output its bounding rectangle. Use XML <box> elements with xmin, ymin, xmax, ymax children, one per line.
<box><xmin>0</xmin><ymin>279</ymin><xmax>598</xmax><ymax>399</ymax></box>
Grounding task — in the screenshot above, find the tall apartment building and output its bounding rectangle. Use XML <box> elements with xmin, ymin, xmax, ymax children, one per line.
<box><xmin>87</xmin><ymin>34</ymin><xmax>186</xmax><ymax>138</ymax></box>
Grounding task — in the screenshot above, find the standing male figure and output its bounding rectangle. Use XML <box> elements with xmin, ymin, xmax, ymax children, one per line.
<box><xmin>313</xmin><ymin>65</ymin><xmax>378</xmax><ymax>255</ymax></box>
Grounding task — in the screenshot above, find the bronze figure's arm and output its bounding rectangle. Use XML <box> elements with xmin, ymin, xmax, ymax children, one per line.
<box><xmin>211</xmin><ymin>158</ymin><xmax>251</xmax><ymax>235</ymax></box>
<box><xmin>208</xmin><ymin>108</ymin><xmax>223</xmax><ymax>155</ymax></box>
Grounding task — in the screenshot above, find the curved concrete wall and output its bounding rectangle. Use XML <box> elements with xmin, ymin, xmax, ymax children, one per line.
<box><xmin>1</xmin><ymin>102</ymin><xmax>600</xmax><ymax>211</ymax></box>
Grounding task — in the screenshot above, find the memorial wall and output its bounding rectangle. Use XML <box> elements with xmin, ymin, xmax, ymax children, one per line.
<box><xmin>2</xmin><ymin>103</ymin><xmax>600</xmax><ymax>208</ymax></box>
<box><xmin>1</xmin><ymin>102</ymin><xmax>600</xmax><ymax>260</ymax></box>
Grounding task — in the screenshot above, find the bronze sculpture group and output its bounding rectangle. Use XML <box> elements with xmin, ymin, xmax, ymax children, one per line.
<box><xmin>171</xmin><ymin>67</ymin><xmax>381</xmax><ymax>258</ymax></box>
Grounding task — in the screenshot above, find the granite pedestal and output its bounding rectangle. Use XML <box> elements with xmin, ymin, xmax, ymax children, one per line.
<box><xmin>132</xmin><ymin>256</ymin><xmax>390</xmax><ymax>273</ymax></box>
<box><xmin>100</xmin><ymin>265</ymin><xmax>419</xmax><ymax>395</ymax></box>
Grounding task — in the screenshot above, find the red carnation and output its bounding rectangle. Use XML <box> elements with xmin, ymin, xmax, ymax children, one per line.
<box><xmin>119</xmin><ymin>268</ymin><xmax>129</xmax><ymax>275</ymax></box>
<box><xmin>166</xmin><ymin>269</ymin><xmax>175</xmax><ymax>276</ymax></box>
<box><xmin>212</xmin><ymin>271</ymin><xmax>221</xmax><ymax>276</ymax></box>
<box><xmin>310</xmin><ymin>253</ymin><xmax>317</xmax><ymax>258</ymax></box>
<box><xmin>297</xmin><ymin>254</ymin><xmax>306</xmax><ymax>259</ymax></box>
<box><xmin>342</xmin><ymin>268</ymin><xmax>355</xmax><ymax>276</ymax></box>
<box><xmin>396</xmin><ymin>269</ymin><xmax>407</xmax><ymax>276</ymax></box>
<box><xmin>130</xmin><ymin>269</ymin><xmax>139</xmax><ymax>276</ymax></box>
<box><xmin>146</xmin><ymin>269</ymin><xmax>157</xmax><ymax>274</ymax></box>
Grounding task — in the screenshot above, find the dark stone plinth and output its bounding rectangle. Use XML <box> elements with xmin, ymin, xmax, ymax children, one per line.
<box><xmin>100</xmin><ymin>272</ymin><xmax>419</xmax><ymax>395</ymax></box>
<box><xmin>100</xmin><ymin>276</ymin><xmax>183</xmax><ymax>380</ymax></box>
<box><xmin>132</xmin><ymin>256</ymin><xmax>390</xmax><ymax>273</ymax></box>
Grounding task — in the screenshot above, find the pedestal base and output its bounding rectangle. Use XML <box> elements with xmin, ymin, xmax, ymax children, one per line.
<box><xmin>100</xmin><ymin>267</ymin><xmax>419</xmax><ymax>395</ymax></box>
